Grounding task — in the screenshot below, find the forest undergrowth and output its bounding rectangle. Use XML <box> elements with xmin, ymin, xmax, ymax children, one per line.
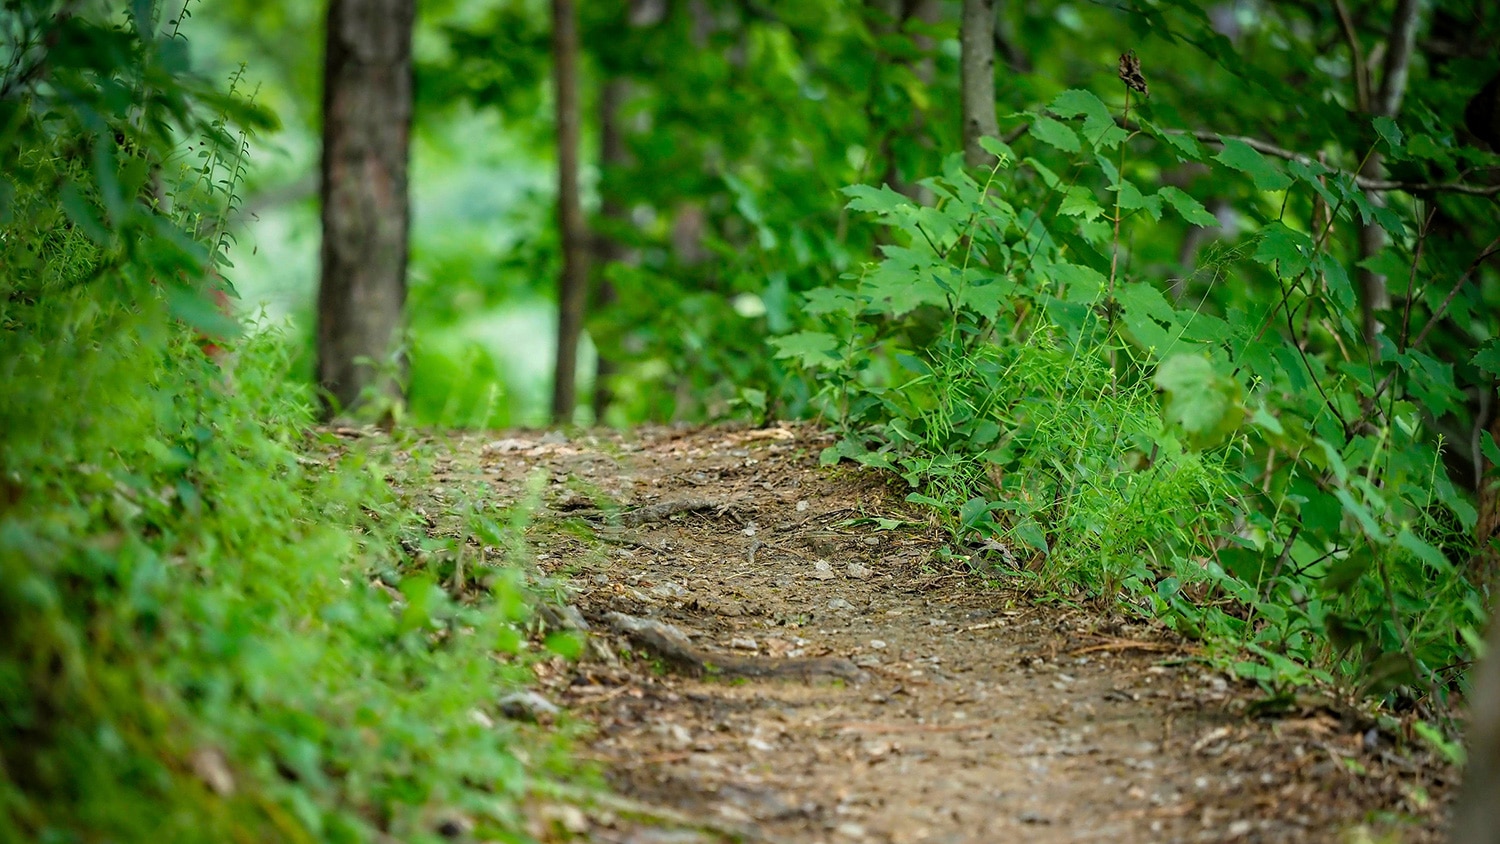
<box><xmin>0</xmin><ymin>10</ymin><xmax>575</xmax><ymax>842</ymax></box>
<box><xmin>775</xmin><ymin>87</ymin><xmax>1493</xmax><ymax>750</ymax></box>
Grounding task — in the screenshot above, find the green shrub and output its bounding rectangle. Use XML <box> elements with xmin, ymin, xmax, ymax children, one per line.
<box><xmin>777</xmin><ymin>89</ymin><xmax>1490</xmax><ymax>706</ymax></box>
<box><xmin>0</xmin><ymin>6</ymin><xmax>554</xmax><ymax>840</ymax></box>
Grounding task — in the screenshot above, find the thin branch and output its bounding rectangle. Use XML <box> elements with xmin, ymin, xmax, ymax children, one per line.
<box><xmin>1150</xmin><ymin>125</ymin><xmax>1500</xmax><ymax>197</ymax></box>
<box><xmin>1366</xmin><ymin>234</ymin><xmax>1500</xmax><ymax>406</ymax></box>
<box><xmin>1332</xmin><ymin>0</ymin><xmax>1370</xmax><ymax>111</ymax></box>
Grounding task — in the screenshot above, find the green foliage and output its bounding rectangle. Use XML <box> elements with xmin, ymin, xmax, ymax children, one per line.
<box><xmin>1</xmin><ymin>6</ymin><xmax>555</xmax><ymax>840</ymax></box>
<box><xmin>781</xmin><ymin>75</ymin><xmax>1495</xmax><ymax>706</ymax></box>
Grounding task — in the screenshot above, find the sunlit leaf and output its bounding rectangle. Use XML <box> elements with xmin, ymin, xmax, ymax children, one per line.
<box><xmin>1030</xmin><ymin>114</ymin><xmax>1081</xmax><ymax>153</ymax></box>
<box><xmin>1213</xmin><ymin>138</ymin><xmax>1293</xmax><ymax>191</ymax></box>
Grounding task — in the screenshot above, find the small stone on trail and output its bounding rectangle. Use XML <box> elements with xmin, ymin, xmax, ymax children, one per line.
<box><xmin>868</xmin><ymin>639</ymin><xmax>887</xmax><ymax>650</ymax></box>
<box><xmin>812</xmin><ymin>559</ymin><xmax>836</xmax><ymax>580</ymax></box>
<box><xmin>498</xmin><ymin>690</ymin><xmax>559</xmax><ymax>722</ymax></box>
<box><xmin>482</xmin><ymin>437</ymin><xmax>532</xmax><ymax>454</ymax></box>
<box><xmin>729</xmin><ymin>636</ymin><xmax>759</xmax><ymax>651</ymax></box>
<box><xmin>557</xmin><ymin>805</ymin><xmax>589</xmax><ymax>834</ymax></box>
<box><xmin>540</xmin><ymin>430</ymin><xmax>569</xmax><ymax>445</ymax></box>
<box><xmin>834</xmin><ymin>821</ymin><xmax>867</xmax><ymax>838</ymax></box>
<box><xmin>649</xmin><ymin>580</ymin><xmax>691</xmax><ymax>599</ymax></box>
<box><xmin>847</xmin><ymin>562</ymin><xmax>871</xmax><ymax>580</ymax></box>
<box><xmin>828</xmin><ymin>597</ymin><xmax>855</xmax><ymax>611</ymax></box>
<box><xmin>796</xmin><ymin>499</ymin><xmax>809</xmax><ymax>511</ymax></box>
<box><xmin>1017</xmin><ymin>810</ymin><xmax>1052</xmax><ymax>824</ymax></box>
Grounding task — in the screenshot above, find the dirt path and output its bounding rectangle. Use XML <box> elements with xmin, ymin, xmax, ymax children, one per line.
<box><xmin>420</xmin><ymin>424</ymin><xmax>1451</xmax><ymax>843</ymax></box>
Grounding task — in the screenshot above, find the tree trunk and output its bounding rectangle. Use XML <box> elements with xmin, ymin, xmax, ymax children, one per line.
<box><xmin>1355</xmin><ymin>0</ymin><xmax>1423</xmax><ymax>356</ymax></box>
<box><xmin>316</xmin><ymin>0</ymin><xmax>415</xmax><ymax>419</ymax></box>
<box><xmin>551</xmin><ymin>0</ymin><xmax>589</xmax><ymax>425</ymax></box>
<box><xmin>1457</xmin><ymin>401</ymin><xmax>1500</xmax><ymax>843</ymax></box>
<box><xmin>959</xmin><ymin>0</ymin><xmax>998</xmax><ymax>168</ymax></box>
<box><xmin>592</xmin><ymin>76</ymin><xmax>632</xmax><ymax>421</ymax></box>
<box><xmin>1477</xmin><ymin>408</ymin><xmax>1500</xmax><ymax>580</ymax></box>
<box><xmin>1454</xmin><ymin>587</ymin><xmax>1500</xmax><ymax>844</ymax></box>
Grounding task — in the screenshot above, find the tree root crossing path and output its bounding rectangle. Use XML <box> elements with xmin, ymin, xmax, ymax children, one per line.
<box><xmin>414</xmin><ymin>424</ymin><xmax>1451</xmax><ymax>843</ymax></box>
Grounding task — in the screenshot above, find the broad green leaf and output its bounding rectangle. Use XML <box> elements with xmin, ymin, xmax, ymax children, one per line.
<box><xmin>1318</xmin><ymin>253</ymin><xmax>1357</xmax><ymax>313</ymax></box>
<box><xmin>1158</xmin><ymin>186</ymin><xmax>1219</xmax><ymax>226</ymax></box>
<box><xmin>1049</xmin><ymin>88</ymin><xmax>1112</xmax><ymax>123</ymax></box>
<box><xmin>1057</xmin><ymin>185</ymin><xmax>1104</xmax><ymax>220</ymax></box>
<box><xmin>1396</xmin><ymin>528</ymin><xmax>1452</xmax><ymax>574</ymax></box>
<box><xmin>769</xmin><ymin>331</ymin><xmax>840</xmax><ymax>368</ymax></box>
<box><xmin>959</xmin><ymin>496</ymin><xmax>993</xmax><ymax>527</ymax></box>
<box><xmin>1287</xmin><ymin>159</ymin><xmax>1340</xmax><ymax>206</ymax></box>
<box><xmin>1082</xmin><ymin>114</ymin><xmax>1129</xmax><ymax>149</ymax></box>
<box><xmin>1333</xmin><ymin>489</ymin><xmax>1387</xmax><ymax>543</ymax></box>
<box><xmin>957</xmin><ymin>270</ymin><xmax>1016</xmax><ymax>317</ymax></box>
<box><xmin>1030</xmin><ymin>114</ymin><xmax>1081</xmax><ymax>153</ymax></box>
<box><xmin>1373</xmin><ymin>116</ymin><xmax>1403</xmax><ymax>152</ymax></box>
<box><xmin>1012</xmin><ymin>520</ymin><xmax>1049</xmax><ymax>553</ymax></box>
<box><xmin>1143</xmin><ymin>120</ymin><xmax>1205</xmax><ymax>161</ymax></box>
<box><xmin>1048</xmin><ymin>261</ymin><xmax>1107</xmax><ymax>302</ymax></box>
<box><xmin>1154</xmin><ymin>354</ymin><xmax>1245</xmax><ymax>449</ymax></box>
<box><xmin>1474</xmin><ymin>339</ymin><xmax>1500</xmax><ymax>377</ymax></box>
<box><xmin>977</xmin><ymin>135</ymin><xmax>1016</xmax><ymax>162</ymax></box>
<box><xmin>842</xmin><ymin>183</ymin><xmax>911</xmax><ymax>216</ymax></box>
<box><xmin>1251</xmin><ymin>222</ymin><xmax>1313</xmax><ymax>278</ymax></box>
<box><xmin>1213</xmin><ymin>138</ymin><xmax>1294</xmax><ymax>191</ymax></box>
<box><xmin>801</xmin><ymin>286</ymin><xmax>863</xmax><ymax>317</ymax></box>
<box><xmin>1115</xmin><ymin>180</ymin><xmax>1162</xmax><ymax>220</ymax></box>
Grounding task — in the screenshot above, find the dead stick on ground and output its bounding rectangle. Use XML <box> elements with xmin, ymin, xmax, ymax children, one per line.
<box><xmin>1068</xmin><ymin>639</ymin><xmax>1178</xmax><ymax>656</ymax></box>
<box><xmin>537</xmin><ymin>781</ymin><xmax>788</xmax><ymax>844</ymax></box>
<box><xmin>826</xmin><ymin>719</ymin><xmax>1000</xmax><ymax>735</ymax></box>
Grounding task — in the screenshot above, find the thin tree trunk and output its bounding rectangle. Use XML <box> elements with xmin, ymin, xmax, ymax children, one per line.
<box><xmin>551</xmin><ymin>0</ymin><xmax>589</xmax><ymax>424</ymax></box>
<box><xmin>1355</xmin><ymin>0</ymin><xmax>1423</xmax><ymax>355</ymax></box>
<box><xmin>592</xmin><ymin>77</ymin><xmax>631</xmax><ymax>420</ymax></box>
<box><xmin>959</xmin><ymin>0</ymin><xmax>998</xmax><ymax>168</ymax></box>
<box><xmin>1477</xmin><ymin>407</ymin><xmax>1500</xmax><ymax>581</ymax></box>
<box><xmin>1454</xmin><ymin>582</ymin><xmax>1500</xmax><ymax>844</ymax></box>
<box><xmin>316</xmin><ymin>0</ymin><xmax>415</xmax><ymax>419</ymax></box>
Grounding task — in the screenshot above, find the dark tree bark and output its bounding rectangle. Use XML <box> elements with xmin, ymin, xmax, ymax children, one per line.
<box><xmin>551</xmin><ymin>0</ymin><xmax>589</xmax><ymax>424</ymax></box>
<box><xmin>316</xmin><ymin>0</ymin><xmax>415</xmax><ymax>419</ymax></box>
<box><xmin>959</xmin><ymin>0</ymin><xmax>998</xmax><ymax>168</ymax></box>
<box><xmin>1454</xmin><ymin>582</ymin><xmax>1500</xmax><ymax>844</ymax></box>
<box><xmin>592</xmin><ymin>76</ymin><xmax>631</xmax><ymax>421</ymax></box>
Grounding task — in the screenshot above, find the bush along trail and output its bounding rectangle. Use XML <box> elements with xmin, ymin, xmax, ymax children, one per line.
<box><xmin>397</xmin><ymin>423</ymin><xmax>1453</xmax><ymax>843</ymax></box>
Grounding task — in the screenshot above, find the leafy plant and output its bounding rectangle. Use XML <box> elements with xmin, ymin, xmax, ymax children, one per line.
<box><xmin>779</xmin><ymin>80</ymin><xmax>1493</xmax><ymax>709</ymax></box>
<box><xmin>0</xmin><ymin>5</ymin><xmax>562</xmax><ymax>840</ymax></box>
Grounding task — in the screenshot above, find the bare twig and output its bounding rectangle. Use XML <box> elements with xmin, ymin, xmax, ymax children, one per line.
<box><xmin>1332</xmin><ymin>0</ymin><xmax>1370</xmax><ymax>111</ymax></box>
<box><xmin>1366</xmin><ymin>234</ymin><xmax>1500</xmax><ymax>406</ymax></box>
<box><xmin>1137</xmin><ymin>124</ymin><xmax>1500</xmax><ymax>197</ymax></box>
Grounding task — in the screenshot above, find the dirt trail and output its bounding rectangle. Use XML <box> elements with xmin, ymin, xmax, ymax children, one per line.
<box><xmin>422</xmin><ymin>424</ymin><xmax>1451</xmax><ymax>843</ymax></box>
